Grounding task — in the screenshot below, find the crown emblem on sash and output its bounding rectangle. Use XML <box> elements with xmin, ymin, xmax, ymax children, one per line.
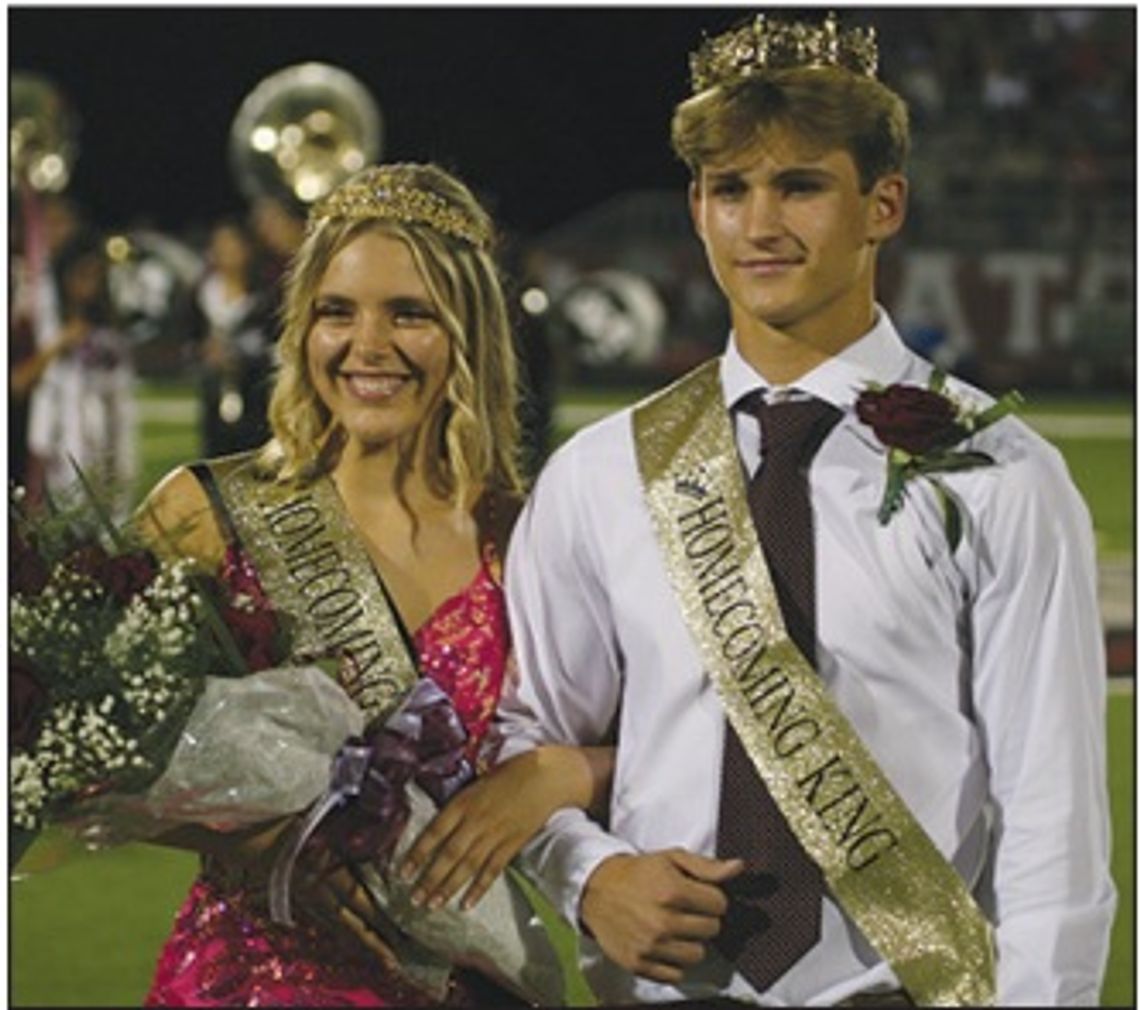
<box><xmin>690</xmin><ymin>11</ymin><xmax>879</xmax><ymax>94</ymax></box>
<box><xmin>675</xmin><ymin>466</ymin><xmax>713</xmax><ymax>500</ymax></box>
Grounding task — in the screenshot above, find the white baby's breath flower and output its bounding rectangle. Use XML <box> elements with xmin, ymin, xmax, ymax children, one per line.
<box><xmin>11</xmin><ymin>752</ymin><xmax>48</xmax><ymax>829</ymax></box>
<box><xmin>9</xmin><ymin>542</ymin><xmax>235</xmax><ymax>846</ymax></box>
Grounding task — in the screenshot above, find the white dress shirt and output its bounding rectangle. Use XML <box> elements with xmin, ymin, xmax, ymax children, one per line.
<box><xmin>499</xmin><ymin>310</ymin><xmax>1116</xmax><ymax>1006</ymax></box>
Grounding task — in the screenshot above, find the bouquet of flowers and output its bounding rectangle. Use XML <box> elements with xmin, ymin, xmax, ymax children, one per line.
<box><xmin>8</xmin><ymin>476</ymin><xmax>576</xmax><ymax>1005</ymax></box>
<box><xmin>8</xmin><ymin>477</ymin><xmax>291</xmax><ymax>867</ymax></box>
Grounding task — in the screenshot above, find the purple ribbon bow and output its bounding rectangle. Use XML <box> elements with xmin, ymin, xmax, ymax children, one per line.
<box><xmin>269</xmin><ymin>678</ymin><xmax>473</xmax><ymax>926</ymax></box>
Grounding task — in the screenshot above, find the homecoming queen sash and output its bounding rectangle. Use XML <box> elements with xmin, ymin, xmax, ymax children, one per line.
<box><xmin>632</xmin><ymin>360</ymin><xmax>996</xmax><ymax>1007</ymax></box>
<box><xmin>204</xmin><ymin>453</ymin><xmax>418</xmax><ymax>726</ymax></box>
<box><xmin>175</xmin><ymin>455</ymin><xmax>573</xmax><ymax>1005</ymax></box>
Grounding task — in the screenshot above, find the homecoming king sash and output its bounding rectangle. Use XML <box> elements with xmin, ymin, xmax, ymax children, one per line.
<box><xmin>632</xmin><ymin>360</ymin><xmax>996</xmax><ymax>1006</ymax></box>
<box><xmin>205</xmin><ymin>454</ymin><xmax>418</xmax><ymax>726</ymax></box>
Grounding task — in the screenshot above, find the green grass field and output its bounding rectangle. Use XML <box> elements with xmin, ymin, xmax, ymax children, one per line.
<box><xmin>10</xmin><ymin>383</ymin><xmax>1135</xmax><ymax>1006</ymax></box>
<box><xmin>10</xmin><ymin>691</ymin><xmax>1134</xmax><ymax>1006</ymax></box>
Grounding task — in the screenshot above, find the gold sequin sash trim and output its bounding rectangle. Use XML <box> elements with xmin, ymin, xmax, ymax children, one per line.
<box><xmin>631</xmin><ymin>361</ymin><xmax>995</xmax><ymax>1006</ymax></box>
<box><xmin>205</xmin><ymin>454</ymin><xmax>419</xmax><ymax>726</ymax></box>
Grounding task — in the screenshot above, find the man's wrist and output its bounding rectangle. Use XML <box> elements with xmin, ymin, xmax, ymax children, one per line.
<box><xmin>580</xmin><ymin>851</ymin><xmax>633</xmax><ymax>936</ymax></box>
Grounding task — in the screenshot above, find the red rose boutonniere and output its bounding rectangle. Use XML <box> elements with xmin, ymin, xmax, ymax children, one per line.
<box><xmin>855</xmin><ymin>370</ymin><xmax>1023</xmax><ymax>550</ymax></box>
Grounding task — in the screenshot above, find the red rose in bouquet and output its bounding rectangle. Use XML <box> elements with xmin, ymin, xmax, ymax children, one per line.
<box><xmin>219</xmin><ymin>603</ymin><xmax>286</xmax><ymax>673</ymax></box>
<box><xmin>66</xmin><ymin>542</ymin><xmax>160</xmax><ymax>603</ymax></box>
<box><xmin>8</xmin><ymin>475</ymin><xmax>293</xmax><ymax>867</ymax></box>
<box><xmin>62</xmin><ymin>542</ymin><xmax>109</xmax><ymax>579</ymax></box>
<box><xmin>11</xmin><ymin>530</ymin><xmax>50</xmax><ymax>596</ymax></box>
<box><xmin>97</xmin><ymin>551</ymin><xmax>161</xmax><ymax>603</ymax></box>
<box><xmin>10</xmin><ymin>654</ymin><xmax>48</xmax><ymax>752</ymax></box>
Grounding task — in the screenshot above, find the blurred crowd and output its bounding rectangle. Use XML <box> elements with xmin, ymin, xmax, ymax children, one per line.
<box><xmin>8</xmin><ymin>189</ymin><xmax>305</xmax><ymax>513</ymax></box>
<box><xmin>882</xmin><ymin>8</ymin><xmax>1134</xmax><ymax>249</ymax></box>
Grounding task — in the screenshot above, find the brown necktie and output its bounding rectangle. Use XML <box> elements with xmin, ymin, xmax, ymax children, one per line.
<box><xmin>714</xmin><ymin>393</ymin><xmax>842</xmax><ymax>991</ymax></box>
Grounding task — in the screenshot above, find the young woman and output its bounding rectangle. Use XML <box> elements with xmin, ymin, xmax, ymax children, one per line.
<box><xmin>190</xmin><ymin>217</ymin><xmax>276</xmax><ymax>456</ymax></box>
<box><xmin>25</xmin><ymin>229</ymin><xmax>136</xmax><ymax>519</ymax></box>
<box><xmin>137</xmin><ymin>162</ymin><xmax>609</xmax><ymax>1006</ymax></box>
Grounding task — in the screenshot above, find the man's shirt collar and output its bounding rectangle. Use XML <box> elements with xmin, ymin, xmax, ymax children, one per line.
<box><xmin>721</xmin><ymin>307</ymin><xmax>912</xmax><ymax>412</ymax></box>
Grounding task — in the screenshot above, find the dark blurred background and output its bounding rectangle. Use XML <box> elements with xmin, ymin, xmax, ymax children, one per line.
<box><xmin>10</xmin><ymin>6</ymin><xmax>1136</xmax><ymax>415</ymax></box>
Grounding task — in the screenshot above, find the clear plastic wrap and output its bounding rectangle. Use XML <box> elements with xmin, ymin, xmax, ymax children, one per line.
<box><xmin>65</xmin><ymin>665</ymin><xmax>572</xmax><ymax>1006</ymax></box>
<box><xmin>357</xmin><ymin>782</ymin><xmax>567</xmax><ymax>1002</ymax></box>
<box><xmin>69</xmin><ymin>666</ymin><xmax>364</xmax><ymax>843</ymax></box>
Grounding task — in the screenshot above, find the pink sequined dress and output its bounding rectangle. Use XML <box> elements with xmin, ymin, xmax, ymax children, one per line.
<box><xmin>144</xmin><ymin>545</ymin><xmax>512</xmax><ymax>1008</ymax></box>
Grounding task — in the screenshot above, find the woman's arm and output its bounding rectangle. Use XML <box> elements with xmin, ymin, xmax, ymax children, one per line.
<box><xmin>388</xmin><ymin>489</ymin><xmax>618</xmax><ymax>912</ymax></box>
<box><xmin>395</xmin><ymin>743</ymin><xmax>616</xmax><ymax>911</ymax></box>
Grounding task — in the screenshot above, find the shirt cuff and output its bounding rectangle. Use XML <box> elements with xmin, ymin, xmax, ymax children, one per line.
<box><xmin>517</xmin><ymin>807</ymin><xmax>638</xmax><ymax>929</ymax></box>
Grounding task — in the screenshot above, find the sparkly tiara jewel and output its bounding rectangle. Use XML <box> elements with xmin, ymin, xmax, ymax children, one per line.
<box><xmin>690</xmin><ymin>11</ymin><xmax>879</xmax><ymax>94</ymax></box>
<box><xmin>308</xmin><ymin>165</ymin><xmax>491</xmax><ymax>250</ymax></box>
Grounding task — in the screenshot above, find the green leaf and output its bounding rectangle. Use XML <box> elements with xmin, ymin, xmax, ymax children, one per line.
<box><xmin>877</xmin><ymin>459</ymin><xmax>909</xmax><ymax>524</ymax></box>
<box><xmin>42</xmin><ymin>482</ymin><xmax>60</xmax><ymax>518</ymax></box>
<box><xmin>973</xmin><ymin>390</ymin><xmax>1024</xmax><ymax>432</ymax></box>
<box><xmin>929</xmin><ymin>368</ymin><xmax>948</xmax><ymax>394</ymax></box>
<box><xmin>189</xmin><ymin>575</ymin><xmax>249</xmax><ymax>677</ymax></box>
<box><xmin>914</xmin><ymin>450</ymin><xmax>995</xmax><ymax>476</ymax></box>
<box><xmin>67</xmin><ymin>456</ymin><xmax>129</xmax><ymax>552</ymax></box>
<box><xmin>9</xmin><ymin>825</ymin><xmax>41</xmax><ymax>872</ymax></box>
<box><xmin>506</xmin><ymin>865</ymin><xmax>597</xmax><ymax>1006</ymax></box>
<box><xmin>929</xmin><ymin>477</ymin><xmax>963</xmax><ymax>553</ymax></box>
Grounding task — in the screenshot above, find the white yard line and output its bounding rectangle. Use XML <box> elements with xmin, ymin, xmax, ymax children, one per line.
<box><xmin>141</xmin><ymin>396</ymin><xmax>1131</xmax><ymax>440</ymax></box>
<box><xmin>1023</xmin><ymin>414</ymin><xmax>1132</xmax><ymax>439</ymax></box>
<box><xmin>138</xmin><ymin>399</ymin><xmax>199</xmax><ymax>423</ymax></box>
<box><xmin>1099</xmin><ymin>558</ymin><xmax>1135</xmax><ymax>630</ymax></box>
<box><xmin>553</xmin><ymin>404</ymin><xmax>1131</xmax><ymax>439</ymax></box>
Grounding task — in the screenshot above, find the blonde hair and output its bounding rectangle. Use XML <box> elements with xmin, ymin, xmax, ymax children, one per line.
<box><xmin>262</xmin><ymin>163</ymin><xmax>522</xmax><ymax>507</ymax></box>
<box><xmin>672</xmin><ymin>67</ymin><xmax>910</xmax><ymax>193</ymax></box>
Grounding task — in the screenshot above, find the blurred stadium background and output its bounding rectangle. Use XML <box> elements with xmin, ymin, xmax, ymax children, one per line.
<box><xmin>9</xmin><ymin>6</ymin><xmax>1135</xmax><ymax>1007</ymax></box>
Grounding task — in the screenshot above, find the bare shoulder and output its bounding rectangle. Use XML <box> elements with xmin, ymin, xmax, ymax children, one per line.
<box><xmin>134</xmin><ymin>465</ymin><xmax>226</xmax><ymax>571</ymax></box>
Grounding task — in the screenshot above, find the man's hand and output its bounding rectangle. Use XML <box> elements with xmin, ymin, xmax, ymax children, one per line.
<box><xmin>580</xmin><ymin>848</ymin><xmax>744</xmax><ymax>984</ymax></box>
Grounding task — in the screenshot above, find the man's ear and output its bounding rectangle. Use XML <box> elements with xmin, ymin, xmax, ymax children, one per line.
<box><xmin>867</xmin><ymin>173</ymin><xmax>908</xmax><ymax>243</ymax></box>
<box><xmin>688</xmin><ymin>178</ymin><xmax>705</xmax><ymax>239</ymax></box>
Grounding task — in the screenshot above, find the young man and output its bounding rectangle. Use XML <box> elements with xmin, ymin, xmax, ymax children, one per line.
<box><xmin>499</xmin><ymin>12</ymin><xmax>1116</xmax><ymax>1007</ymax></box>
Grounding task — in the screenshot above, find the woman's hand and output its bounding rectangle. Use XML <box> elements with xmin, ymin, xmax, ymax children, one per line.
<box><xmin>395</xmin><ymin>744</ymin><xmax>613</xmax><ymax>911</ymax></box>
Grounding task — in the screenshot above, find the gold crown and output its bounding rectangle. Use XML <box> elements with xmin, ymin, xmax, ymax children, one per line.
<box><xmin>308</xmin><ymin>164</ymin><xmax>492</xmax><ymax>250</ymax></box>
<box><xmin>690</xmin><ymin>11</ymin><xmax>878</xmax><ymax>94</ymax></box>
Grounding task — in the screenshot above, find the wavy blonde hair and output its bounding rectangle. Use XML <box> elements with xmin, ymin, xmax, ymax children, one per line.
<box><xmin>262</xmin><ymin>163</ymin><xmax>522</xmax><ymax>508</ymax></box>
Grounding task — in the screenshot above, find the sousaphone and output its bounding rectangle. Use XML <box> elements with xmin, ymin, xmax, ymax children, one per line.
<box><xmin>10</xmin><ymin>70</ymin><xmax>79</xmax><ymax>193</ymax></box>
<box><xmin>229</xmin><ymin>62</ymin><xmax>384</xmax><ymax>206</ymax></box>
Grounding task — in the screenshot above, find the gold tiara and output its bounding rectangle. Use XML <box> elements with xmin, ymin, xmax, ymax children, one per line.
<box><xmin>308</xmin><ymin>165</ymin><xmax>492</xmax><ymax>250</ymax></box>
<box><xmin>690</xmin><ymin>11</ymin><xmax>879</xmax><ymax>94</ymax></box>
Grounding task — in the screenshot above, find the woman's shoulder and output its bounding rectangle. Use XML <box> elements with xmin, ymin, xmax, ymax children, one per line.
<box><xmin>135</xmin><ymin>463</ymin><xmax>227</xmax><ymax>570</ymax></box>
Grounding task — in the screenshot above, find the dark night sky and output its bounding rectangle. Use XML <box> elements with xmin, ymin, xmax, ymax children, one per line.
<box><xmin>14</xmin><ymin>6</ymin><xmax>1132</xmax><ymax>243</ymax></box>
<box><xmin>10</xmin><ymin>5</ymin><xmax>757</xmax><ymax>240</ymax></box>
